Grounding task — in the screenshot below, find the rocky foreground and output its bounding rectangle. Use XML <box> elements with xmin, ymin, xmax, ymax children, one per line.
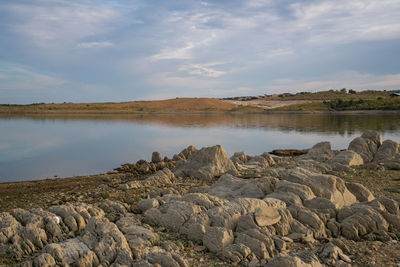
<box><xmin>1</xmin><ymin>131</ymin><xmax>400</xmax><ymax>266</ymax></box>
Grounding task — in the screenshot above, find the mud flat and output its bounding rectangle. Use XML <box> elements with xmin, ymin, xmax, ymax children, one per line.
<box><xmin>1</xmin><ymin>132</ymin><xmax>400</xmax><ymax>266</ymax></box>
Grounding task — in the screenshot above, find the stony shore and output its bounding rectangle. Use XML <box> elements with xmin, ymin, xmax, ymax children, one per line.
<box><xmin>1</xmin><ymin>131</ymin><xmax>400</xmax><ymax>266</ymax></box>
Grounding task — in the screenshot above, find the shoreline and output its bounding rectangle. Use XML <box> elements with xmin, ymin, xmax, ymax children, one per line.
<box><xmin>1</xmin><ymin>134</ymin><xmax>400</xmax><ymax>266</ymax></box>
<box><xmin>1</xmin><ymin>109</ymin><xmax>400</xmax><ymax>116</ymax></box>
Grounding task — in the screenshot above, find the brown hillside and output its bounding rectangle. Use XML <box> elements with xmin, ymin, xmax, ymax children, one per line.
<box><xmin>0</xmin><ymin>98</ymin><xmax>237</xmax><ymax>112</ymax></box>
<box><xmin>130</xmin><ymin>98</ymin><xmax>235</xmax><ymax>111</ymax></box>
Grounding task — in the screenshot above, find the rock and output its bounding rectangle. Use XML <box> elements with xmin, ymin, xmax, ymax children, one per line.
<box><xmin>191</xmin><ymin>174</ymin><xmax>276</xmax><ymax>199</ymax></box>
<box><xmin>138</xmin><ymin>199</ymin><xmax>160</xmax><ymax>212</ymax></box>
<box><xmin>374</xmin><ymin>140</ymin><xmax>399</xmax><ymax>163</ymax></box>
<box><xmin>254</xmin><ymin>206</ymin><xmax>281</xmax><ymax>227</ymax></box>
<box><xmin>117</xmin><ymin>222</ymin><xmax>158</xmax><ymax>253</ymax></box>
<box><xmin>144</xmin><ymin>168</ymin><xmax>175</xmax><ymax>186</ymax></box>
<box><xmin>275</xmin><ymin>180</ymin><xmax>315</xmax><ymax>202</ymax></box>
<box><xmin>329</xmin><ymin>150</ymin><xmax>364</xmax><ymax>166</ymax></box>
<box><xmin>270</xmin><ymin>149</ymin><xmax>308</xmax><ymax>157</ymax></box>
<box><xmin>281</xmin><ymin>167</ymin><xmax>357</xmax><ymax>208</ymax></box>
<box><xmin>203</xmin><ymin>226</ymin><xmax>234</xmax><ymax>253</ymax></box>
<box><xmin>234</xmin><ymin>232</ymin><xmax>271</xmax><ymax>260</ymax></box>
<box><xmin>33</xmin><ymin>253</ymin><xmax>56</xmax><ymax>267</ymax></box>
<box><xmin>194</xmin><ymin>245</ymin><xmax>206</xmax><ymax>252</ymax></box>
<box><xmin>300</xmin><ymin>142</ymin><xmax>335</xmax><ymax>161</ymax></box>
<box><xmin>174</xmin><ymin>145</ymin><xmax>237</xmax><ymax>180</ymax></box>
<box><xmin>179</xmin><ymin>145</ymin><xmax>198</xmax><ymax>160</ymax></box>
<box><xmin>263</xmin><ymin>197</ymin><xmax>287</xmax><ymax>209</ymax></box>
<box><xmin>247</xmin><ymin>153</ymin><xmax>275</xmax><ymax>168</ymax></box>
<box><xmin>345</xmin><ymin>182</ymin><xmax>375</xmax><ymax>202</ymax></box>
<box><xmin>231</xmin><ymin>152</ymin><xmax>248</xmax><ymax>164</ymax></box>
<box><xmin>145</xmin><ymin>200</ymin><xmax>203</xmax><ymax>232</ymax></box>
<box><xmin>207</xmin><ymin>198</ymin><xmax>275</xmax><ymax>230</ymax></box>
<box><xmin>265</xmin><ymin>255</ymin><xmax>323</xmax><ymax>267</ymax></box>
<box><xmin>81</xmin><ymin>216</ymin><xmax>133</xmax><ymax>265</ymax></box>
<box><xmin>338</xmin><ymin>203</ymin><xmax>389</xmax><ymax>240</ymax></box>
<box><xmin>44</xmin><ymin>238</ymin><xmax>99</xmax><ymax>266</ymax></box>
<box><xmin>338</xmin><ymin>252</ymin><xmax>352</xmax><ymax>263</ymax></box>
<box><xmin>152</xmin><ymin>151</ymin><xmax>163</xmax><ymax>163</ymax></box>
<box><xmin>348</xmin><ymin>131</ymin><xmax>382</xmax><ymax>162</ymax></box>
<box><xmin>98</xmin><ymin>200</ymin><xmax>128</xmax><ymax>215</ymax></box>
<box><xmin>222</xmin><ymin>243</ymin><xmax>251</xmax><ymax>263</ymax></box>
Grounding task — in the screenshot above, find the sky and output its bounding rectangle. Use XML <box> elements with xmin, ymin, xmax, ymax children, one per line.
<box><xmin>1</xmin><ymin>0</ymin><xmax>400</xmax><ymax>104</ymax></box>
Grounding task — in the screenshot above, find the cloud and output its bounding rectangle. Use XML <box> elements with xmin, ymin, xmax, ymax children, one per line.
<box><xmin>179</xmin><ymin>62</ymin><xmax>227</xmax><ymax>77</ymax></box>
<box><xmin>3</xmin><ymin>1</ymin><xmax>123</xmax><ymax>48</ymax></box>
<box><xmin>267</xmin><ymin>71</ymin><xmax>400</xmax><ymax>93</ymax></box>
<box><xmin>289</xmin><ymin>0</ymin><xmax>400</xmax><ymax>44</ymax></box>
<box><xmin>0</xmin><ymin>63</ymin><xmax>65</xmax><ymax>91</ymax></box>
<box><xmin>146</xmin><ymin>72</ymin><xmax>222</xmax><ymax>90</ymax></box>
<box><xmin>77</xmin><ymin>41</ymin><xmax>114</xmax><ymax>49</ymax></box>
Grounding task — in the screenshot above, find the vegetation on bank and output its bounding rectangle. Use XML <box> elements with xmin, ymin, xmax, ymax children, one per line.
<box><xmin>0</xmin><ymin>98</ymin><xmax>236</xmax><ymax>113</ymax></box>
<box><xmin>1</xmin><ymin>89</ymin><xmax>399</xmax><ymax>113</ymax></box>
<box><xmin>274</xmin><ymin>97</ymin><xmax>400</xmax><ymax>111</ymax></box>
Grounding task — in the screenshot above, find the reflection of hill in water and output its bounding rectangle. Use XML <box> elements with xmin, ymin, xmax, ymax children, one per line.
<box><xmin>1</xmin><ymin>113</ymin><xmax>400</xmax><ymax>134</ymax></box>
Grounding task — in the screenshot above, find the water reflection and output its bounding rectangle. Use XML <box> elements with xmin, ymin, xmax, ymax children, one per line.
<box><xmin>0</xmin><ymin>113</ymin><xmax>399</xmax><ymax>182</ymax></box>
<box><xmin>2</xmin><ymin>113</ymin><xmax>400</xmax><ymax>134</ymax></box>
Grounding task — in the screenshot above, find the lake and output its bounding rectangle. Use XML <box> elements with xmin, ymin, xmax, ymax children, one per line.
<box><xmin>1</xmin><ymin>112</ymin><xmax>400</xmax><ymax>182</ymax></box>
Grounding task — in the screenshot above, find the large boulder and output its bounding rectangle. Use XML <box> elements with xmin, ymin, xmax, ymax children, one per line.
<box><xmin>280</xmin><ymin>167</ymin><xmax>357</xmax><ymax>208</ymax></box>
<box><xmin>174</xmin><ymin>145</ymin><xmax>238</xmax><ymax>180</ymax></box>
<box><xmin>348</xmin><ymin>131</ymin><xmax>382</xmax><ymax>162</ymax></box>
<box><xmin>329</xmin><ymin>150</ymin><xmax>363</xmax><ymax>166</ymax></box>
<box><xmin>373</xmin><ymin>139</ymin><xmax>400</xmax><ymax>169</ymax></box>
<box><xmin>191</xmin><ymin>174</ymin><xmax>276</xmax><ymax>199</ymax></box>
<box><xmin>345</xmin><ymin>182</ymin><xmax>375</xmax><ymax>202</ymax></box>
<box><xmin>300</xmin><ymin>142</ymin><xmax>335</xmax><ymax>162</ymax></box>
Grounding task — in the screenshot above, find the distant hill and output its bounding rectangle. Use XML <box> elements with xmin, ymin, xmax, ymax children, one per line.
<box><xmin>0</xmin><ymin>98</ymin><xmax>237</xmax><ymax>113</ymax></box>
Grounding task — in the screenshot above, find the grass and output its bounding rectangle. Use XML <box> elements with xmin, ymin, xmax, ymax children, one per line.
<box><xmin>268</xmin><ymin>89</ymin><xmax>397</xmax><ymax>101</ymax></box>
<box><xmin>0</xmin><ymin>98</ymin><xmax>236</xmax><ymax>113</ymax></box>
<box><xmin>273</xmin><ymin>97</ymin><xmax>400</xmax><ymax>111</ymax></box>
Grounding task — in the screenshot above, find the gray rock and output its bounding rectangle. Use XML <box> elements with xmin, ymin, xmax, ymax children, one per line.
<box><xmin>152</xmin><ymin>151</ymin><xmax>163</xmax><ymax>163</ymax></box>
<box><xmin>138</xmin><ymin>199</ymin><xmax>160</xmax><ymax>213</ymax></box>
<box><xmin>300</xmin><ymin>142</ymin><xmax>335</xmax><ymax>162</ymax></box>
<box><xmin>254</xmin><ymin>206</ymin><xmax>281</xmax><ymax>227</ymax></box>
<box><xmin>222</xmin><ymin>243</ymin><xmax>251</xmax><ymax>263</ymax></box>
<box><xmin>281</xmin><ymin>167</ymin><xmax>357</xmax><ymax>208</ymax></box>
<box><xmin>191</xmin><ymin>174</ymin><xmax>276</xmax><ymax>199</ymax></box>
<box><xmin>373</xmin><ymin>140</ymin><xmax>399</xmax><ymax>163</ymax></box>
<box><xmin>203</xmin><ymin>226</ymin><xmax>234</xmax><ymax>253</ymax></box>
<box><xmin>345</xmin><ymin>182</ymin><xmax>375</xmax><ymax>202</ymax></box>
<box><xmin>338</xmin><ymin>203</ymin><xmax>389</xmax><ymax>240</ymax></box>
<box><xmin>81</xmin><ymin>216</ymin><xmax>133</xmax><ymax>265</ymax></box>
<box><xmin>174</xmin><ymin>145</ymin><xmax>237</xmax><ymax>180</ymax></box>
<box><xmin>265</xmin><ymin>255</ymin><xmax>323</xmax><ymax>267</ymax></box>
<box><xmin>33</xmin><ymin>253</ymin><xmax>56</xmax><ymax>267</ymax></box>
<box><xmin>231</xmin><ymin>152</ymin><xmax>248</xmax><ymax>164</ymax></box>
<box><xmin>44</xmin><ymin>238</ymin><xmax>99</xmax><ymax>266</ymax></box>
<box><xmin>329</xmin><ymin>150</ymin><xmax>363</xmax><ymax>166</ymax></box>
<box><xmin>348</xmin><ymin>131</ymin><xmax>382</xmax><ymax>162</ymax></box>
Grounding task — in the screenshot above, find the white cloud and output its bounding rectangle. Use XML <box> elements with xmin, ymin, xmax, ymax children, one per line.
<box><xmin>266</xmin><ymin>48</ymin><xmax>294</xmax><ymax>58</ymax></box>
<box><xmin>180</xmin><ymin>62</ymin><xmax>227</xmax><ymax>77</ymax></box>
<box><xmin>4</xmin><ymin>1</ymin><xmax>123</xmax><ymax>48</ymax></box>
<box><xmin>267</xmin><ymin>71</ymin><xmax>400</xmax><ymax>93</ymax></box>
<box><xmin>289</xmin><ymin>0</ymin><xmax>400</xmax><ymax>44</ymax></box>
<box><xmin>77</xmin><ymin>41</ymin><xmax>114</xmax><ymax>49</ymax></box>
<box><xmin>0</xmin><ymin>65</ymin><xmax>66</xmax><ymax>91</ymax></box>
<box><xmin>150</xmin><ymin>44</ymin><xmax>194</xmax><ymax>60</ymax></box>
<box><xmin>146</xmin><ymin>72</ymin><xmax>222</xmax><ymax>89</ymax></box>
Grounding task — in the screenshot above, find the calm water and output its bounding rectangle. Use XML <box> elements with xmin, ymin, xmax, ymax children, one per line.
<box><xmin>1</xmin><ymin>113</ymin><xmax>400</xmax><ymax>182</ymax></box>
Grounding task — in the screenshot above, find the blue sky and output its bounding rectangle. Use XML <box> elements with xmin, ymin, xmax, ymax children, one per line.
<box><xmin>1</xmin><ymin>0</ymin><xmax>400</xmax><ymax>103</ymax></box>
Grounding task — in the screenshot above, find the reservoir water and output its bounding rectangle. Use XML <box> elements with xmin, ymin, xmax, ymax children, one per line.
<box><xmin>1</xmin><ymin>113</ymin><xmax>399</xmax><ymax>182</ymax></box>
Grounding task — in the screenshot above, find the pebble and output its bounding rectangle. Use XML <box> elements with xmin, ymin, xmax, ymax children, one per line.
<box><xmin>194</xmin><ymin>245</ymin><xmax>206</xmax><ymax>252</ymax></box>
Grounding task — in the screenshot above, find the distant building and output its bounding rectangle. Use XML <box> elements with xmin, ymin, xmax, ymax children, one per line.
<box><xmin>390</xmin><ymin>92</ymin><xmax>400</xmax><ymax>97</ymax></box>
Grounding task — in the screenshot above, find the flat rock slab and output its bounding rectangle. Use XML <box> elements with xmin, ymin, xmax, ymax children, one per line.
<box><xmin>254</xmin><ymin>206</ymin><xmax>281</xmax><ymax>227</ymax></box>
